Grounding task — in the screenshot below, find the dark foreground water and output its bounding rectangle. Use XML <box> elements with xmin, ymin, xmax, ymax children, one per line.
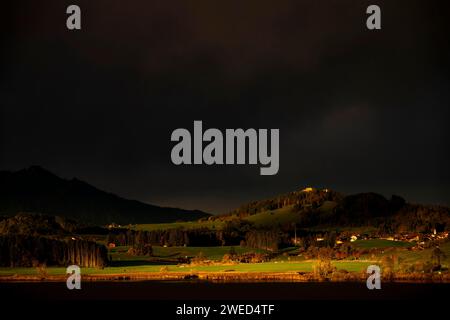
<box><xmin>0</xmin><ymin>281</ymin><xmax>448</xmax><ymax>301</ymax></box>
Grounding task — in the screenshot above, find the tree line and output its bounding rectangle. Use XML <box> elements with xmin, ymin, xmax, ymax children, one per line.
<box><xmin>0</xmin><ymin>235</ymin><xmax>108</xmax><ymax>267</ymax></box>
<box><xmin>107</xmin><ymin>228</ymin><xmax>241</xmax><ymax>247</ymax></box>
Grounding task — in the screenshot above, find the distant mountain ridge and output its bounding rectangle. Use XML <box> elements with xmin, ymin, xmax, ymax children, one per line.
<box><xmin>0</xmin><ymin>166</ymin><xmax>210</xmax><ymax>225</ymax></box>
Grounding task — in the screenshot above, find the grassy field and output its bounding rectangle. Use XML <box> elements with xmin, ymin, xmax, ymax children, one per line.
<box><xmin>381</xmin><ymin>241</ymin><xmax>450</xmax><ymax>266</ymax></box>
<box><xmin>0</xmin><ymin>260</ymin><xmax>373</xmax><ymax>276</ymax></box>
<box><xmin>135</xmin><ymin>220</ymin><xmax>226</xmax><ymax>232</ymax></box>
<box><xmin>135</xmin><ymin>206</ymin><xmax>300</xmax><ymax>231</ymax></box>
<box><xmin>245</xmin><ymin>205</ymin><xmax>300</xmax><ymax>227</ymax></box>
<box><xmin>1</xmin><ymin>241</ymin><xmax>448</xmax><ymax>277</ymax></box>
<box><xmin>356</xmin><ymin>240</ymin><xmax>450</xmax><ymax>271</ymax></box>
<box><xmin>111</xmin><ymin>245</ymin><xmax>268</xmax><ymax>261</ymax></box>
<box><xmin>135</xmin><ymin>205</ymin><xmax>303</xmax><ymax>231</ymax></box>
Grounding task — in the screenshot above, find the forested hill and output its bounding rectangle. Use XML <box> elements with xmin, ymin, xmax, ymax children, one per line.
<box><xmin>219</xmin><ymin>187</ymin><xmax>450</xmax><ymax>232</ymax></box>
<box><xmin>0</xmin><ymin>166</ymin><xmax>210</xmax><ymax>225</ymax></box>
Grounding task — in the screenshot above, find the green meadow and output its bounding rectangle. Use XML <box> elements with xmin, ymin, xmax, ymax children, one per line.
<box><xmin>111</xmin><ymin>245</ymin><xmax>268</xmax><ymax>261</ymax></box>
<box><xmin>0</xmin><ymin>260</ymin><xmax>373</xmax><ymax>276</ymax></box>
<box><xmin>4</xmin><ymin>241</ymin><xmax>449</xmax><ymax>276</ymax></box>
<box><xmin>1</xmin><ymin>236</ymin><xmax>448</xmax><ymax>278</ymax></box>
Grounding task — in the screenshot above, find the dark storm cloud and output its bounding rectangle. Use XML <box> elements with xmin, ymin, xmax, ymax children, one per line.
<box><xmin>1</xmin><ymin>0</ymin><xmax>449</xmax><ymax>213</ymax></box>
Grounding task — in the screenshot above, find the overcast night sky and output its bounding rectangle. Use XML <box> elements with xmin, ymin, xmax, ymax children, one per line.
<box><xmin>1</xmin><ymin>0</ymin><xmax>449</xmax><ymax>214</ymax></box>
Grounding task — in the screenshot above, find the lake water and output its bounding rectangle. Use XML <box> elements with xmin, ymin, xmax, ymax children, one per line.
<box><xmin>0</xmin><ymin>281</ymin><xmax>448</xmax><ymax>301</ymax></box>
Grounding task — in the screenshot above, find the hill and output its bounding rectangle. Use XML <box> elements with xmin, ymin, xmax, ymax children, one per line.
<box><xmin>135</xmin><ymin>187</ymin><xmax>450</xmax><ymax>235</ymax></box>
<box><xmin>0</xmin><ymin>166</ymin><xmax>210</xmax><ymax>225</ymax></box>
<box><xmin>137</xmin><ymin>187</ymin><xmax>449</xmax><ymax>234</ymax></box>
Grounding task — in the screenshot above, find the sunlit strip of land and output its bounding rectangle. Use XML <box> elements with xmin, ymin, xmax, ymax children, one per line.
<box><xmin>1</xmin><ymin>241</ymin><xmax>449</xmax><ymax>281</ymax></box>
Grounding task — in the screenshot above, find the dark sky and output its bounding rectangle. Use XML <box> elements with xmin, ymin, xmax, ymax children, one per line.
<box><xmin>1</xmin><ymin>0</ymin><xmax>449</xmax><ymax>214</ymax></box>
